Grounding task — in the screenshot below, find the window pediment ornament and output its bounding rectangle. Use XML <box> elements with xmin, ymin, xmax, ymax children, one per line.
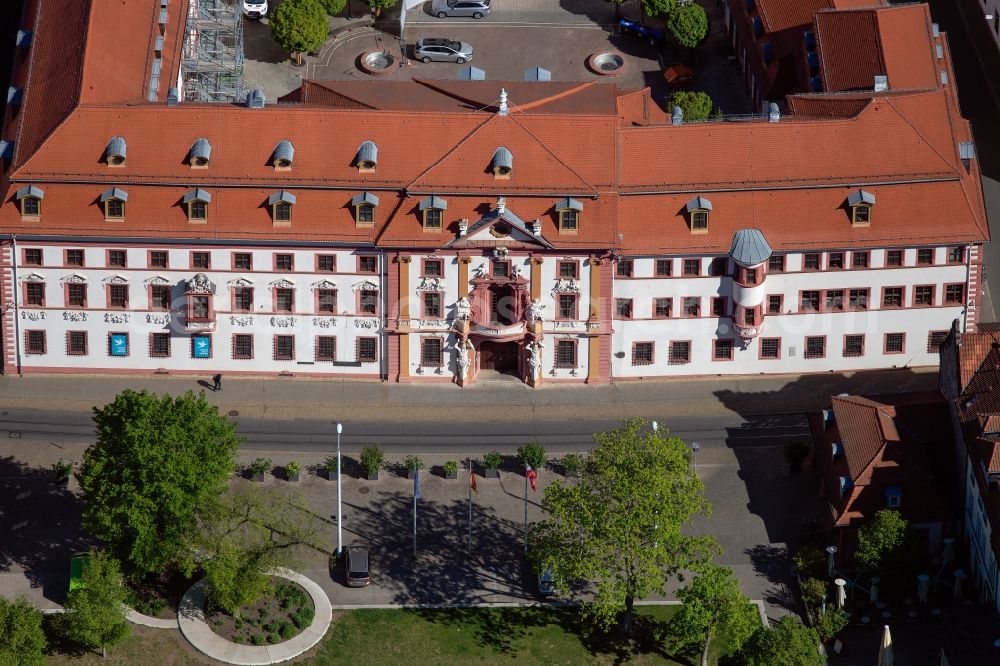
<box><xmin>103</xmin><ymin>274</ymin><xmax>129</xmax><ymax>285</ymax></box>
<box><xmin>312</xmin><ymin>279</ymin><xmax>337</xmax><ymax>290</ymax></box>
<box><xmin>552</xmin><ymin>278</ymin><xmax>580</xmax><ymax>293</ymax></box>
<box><xmin>227</xmin><ymin>277</ymin><xmax>254</xmax><ymax>287</ymax></box>
<box><xmin>352</xmin><ymin>279</ymin><xmax>378</xmax><ymax>292</ymax></box>
<box><xmin>493</xmin><ymin>246</ymin><xmax>509</xmax><ymax>260</ymax></box>
<box><xmin>416</xmin><ymin>277</ymin><xmax>446</xmax><ymax>292</ymax></box>
<box><xmin>21</xmin><ymin>272</ymin><xmax>46</xmax><ymax>283</ymax></box>
<box><xmin>185</xmin><ymin>272</ymin><xmax>215</xmax><ymax>294</ymax></box>
<box><xmin>269</xmin><ymin>278</ymin><xmax>295</xmax><ymax>290</ymax></box>
<box><xmin>145</xmin><ymin>275</ymin><xmax>171</xmax><ymax>286</ymax></box>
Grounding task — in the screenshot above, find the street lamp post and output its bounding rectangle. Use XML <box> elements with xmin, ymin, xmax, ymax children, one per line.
<box><xmin>336</xmin><ymin>422</ymin><xmax>343</xmax><ymax>558</ymax></box>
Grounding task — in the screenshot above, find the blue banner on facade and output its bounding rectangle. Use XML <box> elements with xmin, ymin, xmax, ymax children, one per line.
<box><xmin>192</xmin><ymin>335</ymin><xmax>211</xmax><ymax>358</ymax></box>
<box><xmin>109</xmin><ymin>333</ymin><xmax>128</xmax><ymax>357</ymax></box>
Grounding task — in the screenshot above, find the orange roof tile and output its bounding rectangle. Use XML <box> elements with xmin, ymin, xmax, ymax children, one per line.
<box><xmin>755</xmin><ymin>0</ymin><xmax>885</xmax><ymax>34</ymax></box>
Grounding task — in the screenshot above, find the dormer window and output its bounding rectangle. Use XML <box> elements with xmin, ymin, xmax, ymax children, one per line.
<box><xmin>100</xmin><ymin>187</ymin><xmax>128</xmax><ymax>220</ymax></box>
<box><xmin>189</xmin><ymin>137</ymin><xmax>211</xmax><ymax>168</ymax></box>
<box><xmin>272</xmin><ymin>140</ymin><xmax>294</xmax><ymax>170</ymax></box>
<box><xmin>182</xmin><ymin>188</ymin><xmax>211</xmax><ymax>222</ymax></box>
<box><xmin>351</xmin><ymin>191</ymin><xmax>379</xmax><ymax>226</ymax></box>
<box><xmin>419</xmin><ymin>195</ymin><xmax>447</xmax><ymax>231</ymax></box>
<box><xmin>356</xmin><ymin>140</ymin><xmax>377</xmax><ymax>172</ymax></box>
<box><xmin>105</xmin><ymin>136</ymin><xmax>127</xmax><ymax>166</ymax></box>
<box><xmin>555</xmin><ymin>197</ymin><xmax>582</xmax><ymax>233</ymax></box>
<box><xmin>686</xmin><ymin>196</ymin><xmax>712</xmax><ymax>233</ymax></box>
<box><xmin>267</xmin><ymin>190</ymin><xmax>296</xmax><ymax>225</ymax></box>
<box><xmin>492</xmin><ymin>146</ymin><xmax>513</xmax><ymax>179</ymax></box>
<box><xmin>847</xmin><ymin>189</ymin><xmax>875</xmax><ymax>226</ymax></box>
<box><xmin>885</xmin><ymin>486</ymin><xmax>902</xmax><ymax>509</ymax></box>
<box><xmin>15</xmin><ymin>185</ymin><xmax>43</xmax><ymax>218</ymax></box>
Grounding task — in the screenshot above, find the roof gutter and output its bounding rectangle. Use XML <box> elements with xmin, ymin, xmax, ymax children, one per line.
<box><xmin>618</xmin><ymin>176</ymin><xmax>961</xmax><ymax>196</ymax></box>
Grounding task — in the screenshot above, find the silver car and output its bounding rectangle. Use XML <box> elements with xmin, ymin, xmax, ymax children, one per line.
<box><xmin>414</xmin><ymin>38</ymin><xmax>474</xmax><ymax>64</ymax></box>
<box><xmin>431</xmin><ymin>0</ymin><xmax>491</xmax><ymax>19</ymax></box>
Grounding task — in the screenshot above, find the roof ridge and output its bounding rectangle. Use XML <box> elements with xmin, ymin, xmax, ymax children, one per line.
<box><xmin>404</xmin><ymin>114</ymin><xmax>495</xmax><ymax>190</ymax></box>
<box><xmin>881</xmin><ymin>96</ymin><xmax>957</xmax><ymax>172</ymax></box>
<box><xmin>373</xmin><ymin>191</ymin><xmax>411</xmax><ymax>245</ymax></box>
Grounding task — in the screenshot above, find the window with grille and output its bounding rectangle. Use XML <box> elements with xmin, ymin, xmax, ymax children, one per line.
<box><xmin>358</xmin><ymin>256</ymin><xmax>377</xmax><ymax>273</ymax></box>
<box><xmin>744</xmin><ymin>308</ymin><xmax>757</xmax><ymax>325</ymax></box>
<box><xmin>883</xmin><ymin>287</ymin><xmax>903</xmax><ymax>308</ymax></box>
<box><xmin>234</xmin><ymin>287</ymin><xmax>253</xmax><ymax>312</ymax></box>
<box><xmin>318</xmin><ymin>289</ymin><xmax>337</xmax><ymax>313</ymax></box>
<box><xmin>357</xmin><ymin>337</ymin><xmax>377</xmax><ymax>362</ymax></box>
<box><xmin>357</xmin><ymin>204</ymin><xmax>375</xmax><ymax>224</ymax></box>
<box><xmin>25</xmin><ymin>282</ymin><xmax>44</xmax><ymax>306</ymax></box>
<box><xmin>360</xmin><ymin>289</ymin><xmax>378</xmax><ymax>315</ymax></box>
<box><xmin>800</xmin><ymin>290</ymin><xmax>820</xmax><ymax>311</ymax></box>
<box><xmin>852</xmin><ymin>251</ymin><xmax>869</xmax><ymax>268</ymax></box>
<box><xmin>654</xmin><ymin>297</ymin><xmax>672</xmax><ymax>318</ymax></box>
<box><xmin>233</xmin><ymin>335</ymin><xmax>254</xmax><ymax>359</ymax></box>
<box><xmin>316</xmin><ymin>336</ymin><xmax>336</xmax><ymax>361</ymax></box>
<box><xmin>655</xmin><ymin>259</ymin><xmax>672</xmax><ymax>276</ymax></box>
<box><xmin>683</xmin><ymin>259</ymin><xmax>700</xmax><ymax>276</ymax></box>
<box><xmin>24</xmin><ymin>249</ymin><xmax>42</xmax><ymax>266</ymax></box>
<box><xmin>317</xmin><ymin>254</ymin><xmax>336</xmax><ymax>272</ymax></box>
<box><xmin>234</xmin><ymin>252</ymin><xmax>252</xmax><ymax>270</ymax></box>
<box><xmin>760</xmin><ymin>337</ymin><xmax>780</xmax><ymax>359</ymax></box>
<box><xmin>25</xmin><ymin>330</ymin><xmax>46</xmax><ymax>355</ymax></box>
<box><xmin>828</xmin><ymin>253</ymin><xmax>844</xmax><ymax>270</ymax></box>
<box><xmin>190</xmin><ymin>295</ymin><xmax>209</xmax><ymax>319</ymax></box>
<box><xmin>825</xmin><ymin>289</ymin><xmax>844</xmax><ymax>311</ymax></box>
<box><xmin>712</xmin><ymin>297</ymin><xmax>727</xmax><ymax>317</ymax></box>
<box><xmin>945</xmin><ymin>284</ymin><xmax>965</xmax><ymax>304</ymax></box>
<box><xmin>188</xmin><ymin>200</ymin><xmax>207</xmax><ymax>220</ymax></box>
<box><xmin>423</xmin><ymin>292</ymin><xmax>442</xmax><ymax>318</ymax></box>
<box><xmin>615</xmin><ymin>299</ymin><xmax>633</xmax><ymax>319</ymax></box>
<box><xmin>68</xmin><ymin>284</ymin><xmax>87</xmax><ymax>307</ymax></box>
<box><xmin>149</xmin><ymin>251</ymin><xmax>168</xmax><ymax>268</ymax></box>
<box><xmin>632</xmin><ymin>342</ymin><xmax>654</xmax><ymax>365</ymax></box>
<box><xmin>274</xmin><ymin>202</ymin><xmax>292</xmax><ymax>222</ymax></box>
<box><xmin>558</xmin><ymin>294</ymin><xmax>577</xmax><ymax>319</ymax></box>
<box><xmin>67</xmin><ymin>331</ymin><xmax>88</xmax><ymax>355</ymax></box>
<box><xmin>109</xmin><ymin>284</ymin><xmax>129</xmax><ymax>308</ymax></box>
<box><xmin>421</xmin><ymin>338</ymin><xmax>443</xmax><ymax>366</ymax></box>
<box><xmin>423</xmin><ymin>260</ymin><xmax>443</xmax><ymax>277</ymax></box>
<box><xmin>843</xmin><ymin>334</ymin><xmax>864</xmax><ymax>357</ymax></box>
<box><xmin>554</xmin><ymin>340</ymin><xmax>577</xmax><ymax>368</ymax></box>
<box><xmin>276</xmin><ymin>288</ymin><xmax>294</xmax><ymax>312</ymax></box>
<box><xmin>683</xmin><ymin>297</ymin><xmax>700</xmax><ymax>317</ymax></box>
<box><xmin>917</xmin><ymin>248</ymin><xmax>933</xmax><ymax>265</ymax></box>
<box><xmin>804</xmin><ymin>336</ymin><xmax>826</xmax><ymax>359</ymax></box>
<box><xmin>713</xmin><ymin>339</ymin><xmax>733</xmax><ymax>360</ymax></box>
<box><xmin>669</xmin><ymin>341</ymin><xmax>691</xmax><ymax>364</ymax></box>
<box><xmin>105</xmin><ymin>199</ymin><xmax>124</xmax><ymax>218</ymax></box>
<box><xmin>884</xmin><ymin>333</ymin><xmax>905</xmax><ymax>354</ymax></box>
<box><xmin>849</xmin><ymin>289</ymin><xmax>869</xmax><ymax>310</ymax></box>
<box><xmin>559</xmin><ymin>261</ymin><xmax>578</xmax><ymax>279</ymax></box>
<box><xmin>767</xmin><ymin>295</ymin><xmax>783</xmax><ymax>314</ymax></box>
<box><xmin>150</xmin><ymin>332</ymin><xmax>170</xmax><ymax>358</ymax></box>
<box><xmin>768</xmin><ymin>255</ymin><xmax>784</xmax><ymax>272</ymax></box>
<box><xmin>691</xmin><ymin>210</ymin><xmax>708</xmax><ymax>230</ymax></box>
<box><xmin>108</xmin><ymin>250</ymin><xmax>126</xmax><ymax>268</ymax></box>
<box><xmin>107</xmin><ymin>332</ymin><xmax>129</xmax><ymax>356</ymax></box>
<box><xmin>66</xmin><ymin>249</ymin><xmax>84</xmax><ymax>267</ymax></box>
<box><xmin>492</xmin><ymin>261</ymin><xmax>510</xmax><ymax>278</ymax></box>
<box><xmin>273</xmin><ymin>335</ymin><xmax>295</xmax><ymax>360</ymax></box>
<box><xmin>927</xmin><ymin>331</ymin><xmax>948</xmax><ymax>353</ymax></box>
<box><xmin>423</xmin><ymin>208</ymin><xmax>443</xmax><ymax>229</ymax></box>
<box><xmin>886</xmin><ymin>250</ymin><xmax>903</xmax><ymax>267</ymax></box>
<box><xmin>21</xmin><ymin>198</ymin><xmax>39</xmax><ymax>216</ymax></box>
<box><xmin>192</xmin><ymin>252</ymin><xmax>210</xmax><ymax>269</ymax></box>
<box><xmin>914</xmin><ymin>285</ymin><xmax>934</xmax><ymax>306</ymax></box>
<box><xmin>948</xmin><ymin>247</ymin><xmax>965</xmax><ymax>264</ymax></box>
<box><xmin>803</xmin><ymin>253</ymin><xmax>820</xmax><ymax>270</ymax></box>
<box><xmin>275</xmin><ymin>254</ymin><xmax>293</xmax><ymax>271</ymax></box>
<box><xmin>559</xmin><ymin>209</ymin><xmax>578</xmax><ymax>231</ymax></box>
<box><xmin>616</xmin><ymin>260</ymin><xmax>633</xmax><ymax>277</ymax></box>
<box><xmin>744</xmin><ymin>268</ymin><xmax>757</xmax><ymax>284</ymax></box>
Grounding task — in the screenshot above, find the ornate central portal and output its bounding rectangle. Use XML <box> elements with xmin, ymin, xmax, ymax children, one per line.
<box><xmin>479</xmin><ymin>341</ymin><xmax>519</xmax><ymax>373</ymax></box>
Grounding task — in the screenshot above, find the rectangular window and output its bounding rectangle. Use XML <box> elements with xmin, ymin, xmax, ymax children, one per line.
<box><xmin>420</xmin><ymin>338</ymin><xmax>443</xmax><ymax>366</ymax></box>
<box><xmin>192</xmin><ymin>251</ymin><xmax>211</xmax><ymax>269</ymax></box>
<box><xmin>917</xmin><ymin>248</ymin><xmax>934</xmax><ymax>265</ymax></box>
<box><xmin>360</xmin><ymin>289</ymin><xmax>378</xmax><ymax>315</ymax></box>
<box><xmin>828</xmin><ymin>252</ymin><xmax>844</xmax><ymax>270</ymax></box>
<box><xmin>886</xmin><ymin>249</ymin><xmax>903</xmax><ymax>267</ymax></box>
<box><xmin>190</xmin><ymin>295</ymin><xmax>209</xmax><ymax>320</ymax></box>
<box><xmin>67</xmin><ymin>283</ymin><xmax>87</xmax><ymax>307</ymax></box>
<box><xmin>683</xmin><ymin>259</ymin><xmax>701</xmax><ymax>276</ymax></box>
<box><xmin>615</xmin><ymin>298</ymin><xmax>633</xmax><ymax>319</ymax></box>
<box><xmin>233</xmin><ymin>252</ymin><xmax>253</xmax><ymax>270</ymax></box>
<box><xmin>558</xmin><ymin>294</ymin><xmax>577</xmax><ymax>320</ymax></box>
<box><xmin>149</xmin><ymin>251</ymin><xmax>168</xmax><ymax>268</ymax></box>
<box><xmin>632</xmin><ymin>342</ymin><xmax>654</xmax><ymax>365</ymax></box>
<box><xmin>357</xmin><ymin>204</ymin><xmax>375</xmax><ymax>224</ymax></box>
<box><xmin>558</xmin><ymin>261</ymin><xmax>578</xmax><ymax>279</ymax></box>
<box><xmin>559</xmin><ymin>210</ymin><xmax>579</xmax><ymax>232</ymax></box>
<box><xmin>655</xmin><ymin>259</ymin><xmax>672</xmax><ymax>277</ymax></box>
<box><xmin>844</xmin><ymin>334</ymin><xmax>865</xmax><ymax>357</ymax></box>
<box><xmin>25</xmin><ymin>282</ymin><xmax>45</xmax><ymax>306</ymax></box>
<box><xmin>357</xmin><ymin>337</ymin><xmax>378</xmax><ymax>362</ymax></box>
<box><xmin>149</xmin><ymin>332</ymin><xmax>170</xmax><ymax>358</ymax></box>
<box><xmin>229</xmin><ymin>334</ymin><xmax>252</xmax><ymax>360</ymax></box>
<box><xmin>25</xmin><ymin>330</ymin><xmax>46</xmax><ymax>355</ymax></box>
<box><xmin>691</xmin><ymin>210</ymin><xmax>708</xmax><ymax>230</ymax></box>
<box><xmin>67</xmin><ymin>331</ymin><xmax>88</xmax><ymax>355</ymax></box>
<box><xmin>914</xmin><ymin>285</ymin><xmax>934</xmax><ymax>306</ymax></box>
<box><xmin>882</xmin><ymin>287</ymin><xmax>903</xmax><ymax>308</ymax></box>
<box><xmin>317</xmin><ymin>254</ymin><xmax>336</xmax><ymax>272</ymax></box>
<box><xmin>107</xmin><ymin>332</ymin><xmax>129</xmax><ymax>357</ymax></box>
<box><xmin>927</xmin><ymin>330</ymin><xmax>948</xmax><ymax>353</ymax></box>
<box><xmin>948</xmin><ymin>246</ymin><xmax>965</xmax><ymax>264</ymax></box>
<box><xmin>554</xmin><ymin>339</ymin><xmax>577</xmax><ymax>368</ymax></box>
<box><xmin>768</xmin><ymin>255</ymin><xmax>785</xmax><ymax>273</ymax></box>
<box><xmin>423</xmin><ymin>259</ymin><xmax>443</xmax><ymax>277</ymax></box>
<box><xmin>669</xmin><ymin>340</ymin><xmax>691</xmax><ymax>365</ymax></box>
<box><xmin>66</xmin><ymin>249</ymin><xmax>85</xmax><ymax>267</ymax></box>
<box><xmin>492</xmin><ymin>261</ymin><xmax>510</xmax><ymax>278</ymax></box>
<box><xmin>274</xmin><ymin>202</ymin><xmax>292</xmax><ymax>222</ymax></box>
<box><xmin>108</xmin><ymin>250</ymin><xmax>126</xmax><ymax>268</ymax></box>
<box><xmin>275</xmin><ymin>254</ymin><xmax>293</xmax><ymax>271</ymax></box>
<box><xmin>654</xmin><ymin>297</ymin><xmax>672</xmax><ymax>318</ymax></box>
<box><xmin>713</xmin><ymin>339</ymin><xmax>734</xmax><ymax>361</ymax></box>
<box><xmin>767</xmin><ymin>294</ymin><xmax>783</xmax><ymax>314</ymax></box>
<box><xmin>760</xmin><ymin>337</ymin><xmax>780</xmax><ymax>359</ymax></box>
<box><xmin>191</xmin><ymin>334</ymin><xmax>211</xmax><ymax>358</ymax></box>
<box><xmin>423</xmin><ymin>292</ymin><xmax>442</xmax><ymax>318</ymax></box>
<box><xmin>109</xmin><ymin>284</ymin><xmax>129</xmax><ymax>308</ymax></box>
<box><xmin>805</xmin><ymin>336</ymin><xmax>826</xmax><ymax>359</ymax></box>
<box><xmin>358</xmin><ymin>256</ymin><xmax>377</xmax><ymax>274</ymax></box>
<box><xmin>945</xmin><ymin>283</ymin><xmax>965</xmax><ymax>304</ymax></box>
<box><xmin>709</xmin><ymin>258</ymin><xmax>727</xmax><ymax>276</ymax></box>
<box><xmin>852</xmin><ymin>251</ymin><xmax>869</xmax><ymax>269</ymax></box>
<box><xmin>711</xmin><ymin>297</ymin><xmax>728</xmax><ymax>317</ymax></box>
<box><xmin>800</xmin><ymin>290</ymin><xmax>820</xmax><ymax>312</ymax></box>
<box><xmin>848</xmin><ymin>289</ymin><xmax>869</xmax><ymax>310</ymax></box>
<box><xmin>744</xmin><ymin>308</ymin><xmax>757</xmax><ymax>326</ymax></box>
<box><xmin>884</xmin><ymin>332</ymin><xmax>905</xmax><ymax>354</ymax></box>
<box><xmin>683</xmin><ymin>297</ymin><xmax>700</xmax><ymax>317</ymax></box>
<box><xmin>803</xmin><ymin>253</ymin><xmax>820</xmax><ymax>270</ymax></box>
<box><xmin>423</xmin><ymin>209</ymin><xmax>443</xmax><ymax>229</ymax></box>
<box><xmin>744</xmin><ymin>268</ymin><xmax>758</xmax><ymax>285</ymax></box>
<box><xmin>825</xmin><ymin>289</ymin><xmax>844</xmax><ymax>311</ymax></box>
<box><xmin>147</xmin><ymin>285</ymin><xmax>169</xmax><ymax>311</ymax></box>
<box><xmin>318</xmin><ymin>289</ymin><xmax>337</xmax><ymax>313</ymax></box>
<box><xmin>24</xmin><ymin>248</ymin><xmax>42</xmax><ymax>266</ymax></box>
<box><xmin>273</xmin><ymin>335</ymin><xmax>295</xmax><ymax>360</ymax></box>
<box><xmin>275</xmin><ymin>288</ymin><xmax>294</xmax><ymax>313</ymax></box>
<box><xmin>616</xmin><ymin>259</ymin><xmax>633</xmax><ymax>277</ymax></box>
<box><xmin>233</xmin><ymin>287</ymin><xmax>253</xmax><ymax>312</ymax></box>
<box><xmin>316</xmin><ymin>336</ymin><xmax>336</xmax><ymax>361</ymax></box>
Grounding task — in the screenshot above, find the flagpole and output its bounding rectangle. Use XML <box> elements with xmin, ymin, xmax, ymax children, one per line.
<box><xmin>467</xmin><ymin>457</ymin><xmax>473</xmax><ymax>555</ymax></box>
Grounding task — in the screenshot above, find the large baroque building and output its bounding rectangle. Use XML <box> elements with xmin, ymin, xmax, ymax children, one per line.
<box><xmin>0</xmin><ymin>0</ymin><xmax>989</xmax><ymax>386</ymax></box>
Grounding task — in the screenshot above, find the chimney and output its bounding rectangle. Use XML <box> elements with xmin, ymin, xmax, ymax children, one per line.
<box><xmin>531</xmin><ymin>219</ymin><xmax>542</xmax><ymax>235</ymax></box>
<box><xmin>458</xmin><ymin>218</ymin><xmax>468</xmax><ymax>236</ymax></box>
<box><xmin>873</xmin><ymin>75</ymin><xmax>888</xmax><ymax>92</ymax></box>
<box><xmin>768</xmin><ymin>102</ymin><xmax>780</xmax><ymax>123</ymax></box>
<box><xmin>671</xmin><ymin>106</ymin><xmax>683</xmax><ymax>125</ymax></box>
<box><xmin>498</xmin><ymin>88</ymin><xmax>508</xmax><ymax>116</ymax></box>
<box><xmin>497</xmin><ymin>196</ymin><xmax>506</xmax><ymax>214</ymax></box>
<box><xmin>166</xmin><ymin>87</ymin><xmax>179</xmax><ymax>106</ymax></box>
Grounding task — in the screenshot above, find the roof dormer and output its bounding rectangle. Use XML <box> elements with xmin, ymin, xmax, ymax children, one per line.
<box><xmin>356</xmin><ymin>140</ymin><xmax>377</xmax><ymax>172</ymax></box>
<box><xmin>492</xmin><ymin>146</ymin><xmax>513</xmax><ymax>179</ymax></box>
<box><xmin>105</xmin><ymin>136</ymin><xmax>127</xmax><ymax>166</ymax></box>
<box><xmin>272</xmin><ymin>140</ymin><xmax>294</xmax><ymax>170</ymax></box>
<box><xmin>419</xmin><ymin>195</ymin><xmax>447</xmax><ymax>231</ymax></box>
<box><xmin>847</xmin><ymin>189</ymin><xmax>875</xmax><ymax>227</ymax></box>
<box><xmin>268</xmin><ymin>190</ymin><xmax>296</xmax><ymax>226</ymax></box>
<box><xmin>15</xmin><ymin>185</ymin><xmax>43</xmax><ymax>219</ymax></box>
<box><xmin>182</xmin><ymin>188</ymin><xmax>211</xmax><ymax>223</ymax></box>
<box><xmin>100</xmin><ymin>187</ymin><xmax>128</xmax><ymax>221</ymax></box>
<box><xmin>351</xmin><ymin>191</ymin><xmax>379</xmax><ymax>226</ymax></box>
<box><xmin>686</xmin><ymin>196</ymin><xmax>712</xmax><ymax>233</ymax></box>
<box><xmin>555</xmin><ymin>197</ymin><xmax>582</xmax><ymax>234</ymax></box>
<box><xmin>189</xmin><ymin>137</ymin><xmax>211</xmax><ymax>168</ymax></box>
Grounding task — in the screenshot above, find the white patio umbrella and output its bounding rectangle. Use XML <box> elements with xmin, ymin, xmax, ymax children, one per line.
<box><xmin>835</xmin><ymin>578</ymin><xmax>847</xmax><ymax>609</ymax></box>
<box><xmin>877</xmin><ymin>624</ymin><xmax>894</xmax><ymax>666</ymax></box>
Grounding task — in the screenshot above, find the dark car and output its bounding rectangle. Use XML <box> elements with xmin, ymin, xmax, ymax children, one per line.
<box><xmin>345</xmin><ymin>544</ymin><xmax>371</xmax><ymax>587</ymax></box>
<box><xmin>619</xmin><ymin>18</ymin><xmax>665</xmax><ymax>45</ymax></box>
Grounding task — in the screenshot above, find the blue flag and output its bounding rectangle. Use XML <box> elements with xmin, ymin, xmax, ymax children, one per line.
<box><xmin>414</xmin><ymin>469</ymin><xmax>420</xmax><ymax>499</ymax></box>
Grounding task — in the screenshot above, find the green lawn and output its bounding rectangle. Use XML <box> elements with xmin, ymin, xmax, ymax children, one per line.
<box><xmin>307</xmin><ymin>605</ymin><xmax>738</xmax><ymax>665</ymax></box>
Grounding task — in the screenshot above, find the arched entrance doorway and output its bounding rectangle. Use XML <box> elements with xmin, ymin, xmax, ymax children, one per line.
<box><xmin>479</xmin><ymin>340</ymin><xmax>519</xmax><ymax>375</ymax></box>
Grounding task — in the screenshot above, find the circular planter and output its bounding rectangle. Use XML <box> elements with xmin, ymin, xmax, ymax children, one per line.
<box><xmin>586</xmin><ymin>51</ymin><xmax>627</xmax><ymax>76</ymax></box>
<box><xmin>358</xmin><ymin>51</ymin><xmax>399</xmax><ymax>76</ymax></box>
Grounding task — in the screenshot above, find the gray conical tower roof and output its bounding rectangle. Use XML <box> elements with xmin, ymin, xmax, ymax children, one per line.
<box><xmin>729</xmin><ymin>229</ymin><xmax>772</xmax><ymax>267</ymax></box>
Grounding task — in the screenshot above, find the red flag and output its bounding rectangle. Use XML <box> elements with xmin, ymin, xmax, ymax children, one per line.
<box><xmin>526</xmin><ymin>464</ymin><xmax>538</xmax><ymax>492</ymax></box>
<box><xmin>470</xmin><ymin>468</ymin><xmax>478</xmax><ymax>493</ymax></box>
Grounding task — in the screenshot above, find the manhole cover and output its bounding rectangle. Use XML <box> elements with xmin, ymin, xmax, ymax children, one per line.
<box><xmin>228</xmin><ymin>410</ymin><xmax>239</xmax><ymax>417</ymax></box>
<box><xmin>9</xmin><ymin>432</ymin><xmax>21</xmax><ymax>438</ymax></box>
<box><xmin>359</xmin><ymin>487</ymin><xmax>370</xmax><ymax>495</ymax></box>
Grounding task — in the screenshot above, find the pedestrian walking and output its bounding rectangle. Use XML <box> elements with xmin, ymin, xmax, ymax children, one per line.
<box><xmin>212</xmin><ymin>373</ymin><xmax>222</xmax><ymax>391</ymax></box>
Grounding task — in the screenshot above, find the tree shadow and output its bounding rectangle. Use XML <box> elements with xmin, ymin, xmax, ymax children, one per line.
<box><xmin>744</xmin><ymin>544</ymin><xmax>798</xmax><ymax>612</ymax></box>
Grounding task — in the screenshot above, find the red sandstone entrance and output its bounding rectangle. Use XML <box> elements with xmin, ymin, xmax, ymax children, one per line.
<box><xmin>479</xmin><ymin>341</ymin><xmax>519</xmax><ymax>373</ymax></box>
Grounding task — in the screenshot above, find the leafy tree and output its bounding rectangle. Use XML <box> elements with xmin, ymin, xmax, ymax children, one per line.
<box><xmin>642</xmin><ymin>0</ymin><xmax>677</xmax><ymax>19</ymax></box>
<box><xmin>78</xmin><ymin>389</ymin><xmax>241</xmax><ymax>579</ymax></box>
<box><xmin>63</xmin><ymin>551</ymin><xmax>130</xmax><ymax>657</ymax></box>
<box><xmin>799</xmin><ymin>577</ymin><xmax>827</xmax><ymax>618</ymax></box>
<box><xmin>319</xmin><ymin>0</ymin><xmax>347</xmax><ymax>14</ymax></box>
<box><xmin>727</xmin><ymin>616</ymin><xmax>823</xmax><ymax>666</ymax></box>
<box><xmin>812</xmin><ymin>607</ymin><xmax>848</xmax><ymax>643</ymax></box>
<box><xmin>369</xmin><ymin>0</ymin><xmax>398</xmax><ymax>18</ymax></box>
<box><xmin>668</xmin><ymin>565</ymin><xmax>759</xmax><ymax>665</ymax></box>
<box><xmin>667</xmin><ymin>91</ymin><xmax>714</xmax><ymax>122</ymax></box>
<box><xmin>517</xmin><ymin>442</ymin><xmax>546</xmax><ymax>470</ymax></box>
<box><xmin>0</xmin><ymin>597</ymin><xmax>47</xmax><ymax>666</ymax></box>
<box><xmin>855</xmin><ymin>509</ymin><xmax>908</xmax><ymax>573</ymax></box>
<box><xmin>271</xmin><ymin>0</ymin><xmax>329</xmax><ymax>65</ymax></box>
<box><xmin>666</xmin><ymin>2</ymin><xmax>709</xmax><ymax>48</ymax></box>
<box><xmin>531</xmin><ymin>418</ymin><xmax>718</xmax><ymax>634</ymax></box>
<box><xmin>792</xmin><ymin>544</ymin><xmax>826</xmax><ymax>579</ymax></box>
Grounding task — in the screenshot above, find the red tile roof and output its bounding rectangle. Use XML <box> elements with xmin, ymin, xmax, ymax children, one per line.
<box><xmin>755</xmin><ymin>0</ymin><xmax>885</xmax><ymax>34</ymax></box>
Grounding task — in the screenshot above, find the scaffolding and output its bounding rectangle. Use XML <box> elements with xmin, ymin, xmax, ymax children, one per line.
<box><xmin>180</xmin><ymin>0</ymin><xmax>246</xmax><ymax>103</ymax></box>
